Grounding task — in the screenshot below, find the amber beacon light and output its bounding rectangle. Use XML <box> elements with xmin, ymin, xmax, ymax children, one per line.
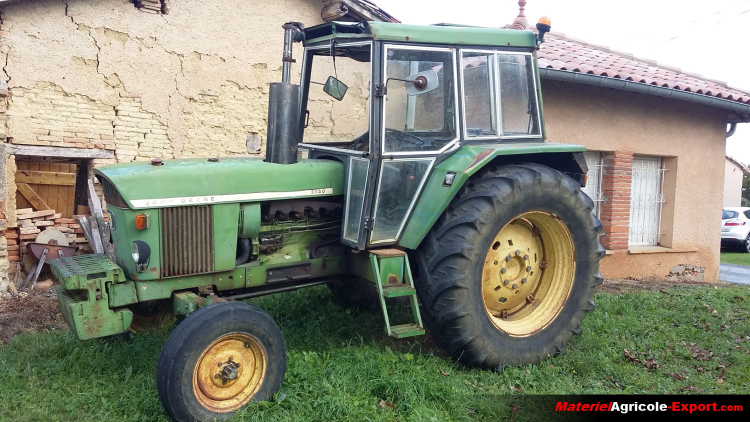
<box><xmin>536</xmin><ymin>17</ymin><xmax>551</xmax><ymax>44</ymax></box>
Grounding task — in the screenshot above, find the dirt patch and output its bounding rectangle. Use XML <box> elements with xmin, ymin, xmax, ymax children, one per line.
<box><xmin>0</xmin><ymin>291</ymin><xmax>66</xmax><ymax>344</ymax></box>
<box><xmin>598</xmin><ymin>278</ymin><xmax>731</xmax><ymax>294</ymax></box>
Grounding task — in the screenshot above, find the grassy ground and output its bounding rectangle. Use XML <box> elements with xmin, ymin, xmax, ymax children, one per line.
<box><xmin>721</xmin><ymin>252</ymin><xmax>750</xmax><ymax>266</ymax></box>
<box><xmin>1</xmin><ymin>284</ymin><xmax>749</xmax><ymax>421</ymax></box>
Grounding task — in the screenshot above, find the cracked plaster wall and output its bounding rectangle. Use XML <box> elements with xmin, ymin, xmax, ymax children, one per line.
<box><xmin>0</xmin><ymin>0</ymin><xmax>324</xmax><ymax>161</ymax></box>
<box><xmin>0</xmin><ymin>0</ymin><xmax>328</xmax><ymax>291</ymax></box>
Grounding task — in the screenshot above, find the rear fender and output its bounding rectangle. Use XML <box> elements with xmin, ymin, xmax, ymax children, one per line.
<box><xmin>398</xmin><ymin>143</ymin><xmax>587</xmax><ymax>249</ymax></box>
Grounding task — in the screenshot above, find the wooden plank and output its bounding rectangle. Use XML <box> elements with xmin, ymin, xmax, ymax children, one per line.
<box><xmin>17</xmin><ymin>183</ymin><xmax>51</xmax><ymax>211</ymax></box>
<box><xmin>16</xmin><ymin>170</ymin><xmax>76</xmax><ymax>186</ymax></box>
<box><xmin>86</xmin><ymin>178</ymin><xmax>107</xmax><ymax>255</ymax></box>
<box><xmin>21</xmin><ymin>209</ymin><xmax>55</xmax><ymax>219</ymax></box>
<box><xmin>8</xmin><ymin>145</ymin><xmax>114</xmax><ymax>159</ymax></box>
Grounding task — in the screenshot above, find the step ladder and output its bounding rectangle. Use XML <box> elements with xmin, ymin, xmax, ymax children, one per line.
<box><xmin>369</xmin><ymin>249</ymin><xmax>425</xmax><ymax>339</ymax></box>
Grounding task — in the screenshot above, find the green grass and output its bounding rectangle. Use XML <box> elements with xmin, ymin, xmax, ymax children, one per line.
<box><xmin>721</xmin><ymin>252</ymin><xmax>750</xmax><ymax>266</ymax></box>
<box><xmin>1</xmin><ymin>285</ymin><xmax>749</xmax><ymax>421</ymax></box>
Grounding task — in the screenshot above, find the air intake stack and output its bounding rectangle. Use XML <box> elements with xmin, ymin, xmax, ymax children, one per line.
<box><xmin>265</xmin><ymin>22</ymin><xmax>305</xmax><ymax>164</ymax></box>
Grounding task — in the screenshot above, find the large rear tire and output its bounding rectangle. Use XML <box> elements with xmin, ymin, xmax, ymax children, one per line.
<box><xmin>157</xmin><ymin>302</ymin><xmax>287</xmax><ymax>421</ymax></box>
<box><xmin>415</xmin><ymin>163</ymin><xmax>604</xmax><ymax>368</ymax></box>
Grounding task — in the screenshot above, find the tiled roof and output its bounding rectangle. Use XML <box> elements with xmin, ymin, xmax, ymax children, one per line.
<box><xmin>538</xmin><ymin>33</ymin><xmax>750</xmax><ymax>106</ymax></box>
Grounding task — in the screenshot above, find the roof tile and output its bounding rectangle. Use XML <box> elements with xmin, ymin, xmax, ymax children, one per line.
<box><xmin>539</xmin><ymin>33</ymin><xmax>750</xmax><ymax>105</ymax></box>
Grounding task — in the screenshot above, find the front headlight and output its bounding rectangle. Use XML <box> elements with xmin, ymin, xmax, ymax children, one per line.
<box><xmin>131</xmin><ymin>240</ymin><xmax>151</xmax><ymax>272</ymax></box>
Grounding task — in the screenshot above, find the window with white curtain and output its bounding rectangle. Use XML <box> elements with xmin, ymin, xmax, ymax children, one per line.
<box><xmin>581</xmin><ymin>151</ymin><xmax>604</xmax><ymax>216</ymax></box>
<box><xmin>629</xmin><ymin>156</ymin><xmax>665</xmax><ymax>246</ymax></box>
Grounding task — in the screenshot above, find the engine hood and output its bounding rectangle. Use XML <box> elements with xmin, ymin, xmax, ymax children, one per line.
<box><xmin>95</xmin><ymin>157</ymin><xmax>344</xmax><ymax>209</ymax></box>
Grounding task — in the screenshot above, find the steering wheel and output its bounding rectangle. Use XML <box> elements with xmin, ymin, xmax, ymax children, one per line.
<box><xmin>385</xmin><ymin>128</ymin><xmax>429</xmax><ymax>149</ymax></box>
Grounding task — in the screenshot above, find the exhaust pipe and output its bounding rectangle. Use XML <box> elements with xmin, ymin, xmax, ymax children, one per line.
<box><xmin>266</xmin><ymin>22</ymin><xmax>305</xmax><ymax>164</ymax></box>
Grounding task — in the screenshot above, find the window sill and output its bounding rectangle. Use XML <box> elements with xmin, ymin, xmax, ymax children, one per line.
<box><xmin>627</xmin><ymin>246</ymin><xmax>698</xmax><ymax>255</ymax></box>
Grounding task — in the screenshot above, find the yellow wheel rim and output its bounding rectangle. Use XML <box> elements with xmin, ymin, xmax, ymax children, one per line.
<box><xmin>193</xmin><ymin>332</ymin><xmax>268</xmax><ymax>413</ymax></box>
<box><xmin>481</xmin><ymin>211</ymin><xmax>576</xmax><ymax>337</ymax></box>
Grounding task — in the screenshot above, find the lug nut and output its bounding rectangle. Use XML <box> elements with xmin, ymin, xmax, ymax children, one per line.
<box><xmin>500</xmin><ymin>268</ymin><xmax>507</xmax><ymax>274</ymax></box>
<box><xmin>524</xmin><ymin>255</ymin><xmax>529</xmax><ymax>261</ymax></box>
<box><xmin>515</xmin><ymin>250</ymin><xmax>522</xmax><ymax>256</ymax></box>
<box><xmin>521</xmin><ymin>277</ymin><xmax>528</xmax><ymax>284</ymax></box>
<box><xmin>526</xmin><ymin>266</ymin><xmax>532</xmax><ymax>272</ymax></box>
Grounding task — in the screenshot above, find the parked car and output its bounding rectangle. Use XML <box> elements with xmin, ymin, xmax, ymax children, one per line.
<box><xmin>722</xmin><ymin>207</ymin><xmax>750</xmax><ymax>252</ymax></box>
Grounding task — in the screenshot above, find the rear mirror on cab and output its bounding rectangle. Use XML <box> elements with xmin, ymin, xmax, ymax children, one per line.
<box><xmin>383</xmin><ymin>69</ymin><xmax>440</xmax><ymax>96</ymax></box>
<box><xmin>323</xmin><ymin>76</ymin><xmax>349</xmax><ymax>101</ymax></box>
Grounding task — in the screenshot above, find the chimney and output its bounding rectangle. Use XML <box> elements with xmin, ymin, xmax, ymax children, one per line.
<box><xmin>509</xmin><ymin>0</ymin><xmax>529</xmax><ymax>29</ymax></box>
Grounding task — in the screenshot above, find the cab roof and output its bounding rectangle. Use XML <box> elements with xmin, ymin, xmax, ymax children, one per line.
<box><xmin>303</xmin><ymin>21</ymin><xmax>537</xmax><ymax>49</ymax></box>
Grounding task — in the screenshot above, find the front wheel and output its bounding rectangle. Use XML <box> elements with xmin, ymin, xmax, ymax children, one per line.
<box><xmin>416</xmin><ymin>163</ymin><xmax>604</xmax><ymax>368</ymax></box>
<box><xmin>157</xmin><ymin>302</ymin><xmax>287</xmax><ymax>421</ymax></box>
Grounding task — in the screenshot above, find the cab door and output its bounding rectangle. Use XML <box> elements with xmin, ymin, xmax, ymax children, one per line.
<box><xmin>297</xmin><ymin>40</ymin><xmax>377</xmax><ymax>250</ymax></box>
<box><xmin>367</xmin><ymin>45</ymin><xmax>460</xmax><ymax>246</ymax></box>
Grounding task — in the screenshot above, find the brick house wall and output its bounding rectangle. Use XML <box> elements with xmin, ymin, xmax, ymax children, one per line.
<box><xmin>599</xmin><ymin>151</ymin><xmax>633</xmax><ymax>250</ymax></box>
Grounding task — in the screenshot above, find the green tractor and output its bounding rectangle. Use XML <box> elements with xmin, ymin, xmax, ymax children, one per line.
<box><xmin>51</xmin><ymin>20</ymin><xmax>602</xmax><ymax>421</ymax></box>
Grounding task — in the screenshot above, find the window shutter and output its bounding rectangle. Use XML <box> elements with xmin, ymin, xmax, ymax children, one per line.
<box><xmin>629</xmin><ymin>156</ymin><xmax>664</xmax><ymax>246</ymax></box>
<box><xmin>581</xmin><ymin>151</ymin><xmax>604</xmax><ymax>216</ymax></box>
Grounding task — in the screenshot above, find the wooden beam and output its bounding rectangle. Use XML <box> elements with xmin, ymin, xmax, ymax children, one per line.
<box><xmin>87</xmin><ymin>177</ymin><xmax>108</xmax><ymax>255</ymax></box>
<box><xmin>16</xmin><ymin>170</ymin><xmax>76</xmax><ymax>186</ymax></box>
<box><xmin>17</xmin><ymin>183</ymin><xmax>51</xmax><ymax>210</ymax></box>
<box><xmin>7</xmin><ymin>144</ymin><xmax>115</xmax><ymax>159</ymax></box>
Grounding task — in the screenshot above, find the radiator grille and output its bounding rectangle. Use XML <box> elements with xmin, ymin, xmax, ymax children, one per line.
<box><xmin>161</xmin><ymin>205</ymin><xmax>213</xmax><ymax>277</ymax></box>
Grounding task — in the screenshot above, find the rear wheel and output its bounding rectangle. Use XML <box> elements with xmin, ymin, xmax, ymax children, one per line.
<box><xmin>416</xmin><ymin>163</ymin><xmax>603</xmax><ymax>368</ymax></box>
<box><xmin>157</xmin><ymin>302</ymin><xmax>286</xmax><ymax>421</ymax></box>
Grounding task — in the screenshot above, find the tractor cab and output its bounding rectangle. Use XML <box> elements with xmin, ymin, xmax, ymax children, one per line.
<box><xmin>296</xmin><ymin>22</ymin><xmax>544</xmax><ymax>249</ymax></box>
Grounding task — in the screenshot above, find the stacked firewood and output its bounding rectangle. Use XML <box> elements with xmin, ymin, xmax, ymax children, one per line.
<box><xmin>5</xmin><ymin>208</ymin><xmax>91</xmax><ymax>264</ymax></box>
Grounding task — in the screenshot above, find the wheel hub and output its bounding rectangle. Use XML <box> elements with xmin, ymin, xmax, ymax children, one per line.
<box><xmin>214</xmin><ymin>358</ymin><xmax>241</xmax><ymax>386</ymax></box>
<box><xmin>193</xmin><ymin>333</ymin><xmax>267</xmax><ymax>413</ymax></box>
<box><xmin>482</xmin><ymin>211</ymin><xmax>575</xmax><ymax>337</ymax></box>
<box><xmin>483</xmin><ymin>220</ymin><xmax>543</xmax><ymax>316</ymax></box>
